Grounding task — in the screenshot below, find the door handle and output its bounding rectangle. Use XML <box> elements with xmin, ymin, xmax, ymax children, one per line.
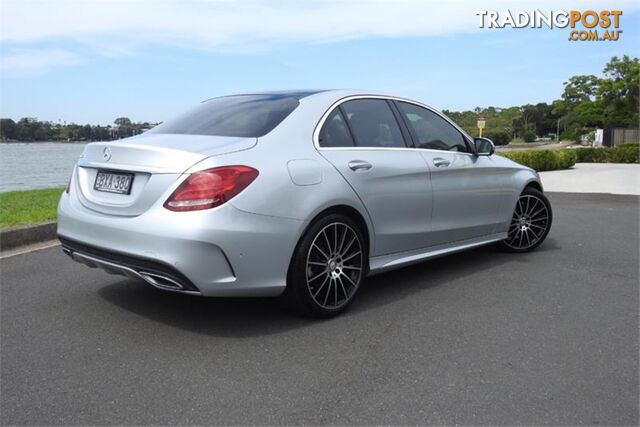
<box><xmin>433</xmin><ymin>158</ymin><xmax>450</xmax><ymax>167</ymax></box>
<box><xmin>348</xmin><ymin>160</ymin><xmax>373</xmax><ymax>172</ymax></box>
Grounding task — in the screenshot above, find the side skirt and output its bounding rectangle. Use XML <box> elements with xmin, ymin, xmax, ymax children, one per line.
<box><xmin>368</xmin><ymin>232</ymin><xmax>508</xmax><ymax>275</ymax></box>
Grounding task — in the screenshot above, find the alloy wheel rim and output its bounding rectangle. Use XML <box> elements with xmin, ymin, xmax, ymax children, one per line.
<box><xmin>306</xmin><ymin>222</ymin><xmax>363</xmax><ymax>309</ymax></box>
<box><xmin>505</xmin><ymin>194</ymin><xmax>550</xmax><ymax>250</ymax></box>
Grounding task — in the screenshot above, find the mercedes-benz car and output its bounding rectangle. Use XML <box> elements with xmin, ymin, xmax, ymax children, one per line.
<box><xmin>58</xmin><ymin>90</ymin><xmax>552</xmax><ymax>317</ymax></box>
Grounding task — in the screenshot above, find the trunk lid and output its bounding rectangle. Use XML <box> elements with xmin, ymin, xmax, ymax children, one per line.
<box><xmin>74</xmin><ymin>134</ymin><xmax>256</xmax><ymax>216</ymax></box>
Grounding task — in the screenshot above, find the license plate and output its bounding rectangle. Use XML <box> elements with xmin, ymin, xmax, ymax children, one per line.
<box><xmin>94</xmin><ymin>170</ymin><xmax>134</xmax><ymax>194</ymax></box>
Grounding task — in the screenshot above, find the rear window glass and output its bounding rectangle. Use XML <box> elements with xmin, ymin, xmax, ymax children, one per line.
<box><xmin>150</xmin><ymin>95</ymin><xmax>299</xmax><ymax>137</ymax></box>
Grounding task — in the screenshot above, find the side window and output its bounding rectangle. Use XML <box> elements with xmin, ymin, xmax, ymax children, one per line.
<box><xmin>397</xmin><ymin>102</ymin><xmax>468</xmax><ymax>152</ymax></box>
<box><xmin>319</xmin><ymin>109</ymin><xmax>354</xmax><ymax>147</ymax></box>
<box><xmin>340</xmin><ymin>99</ymin><xmax>406</xmax><ymax>148</ymax></box>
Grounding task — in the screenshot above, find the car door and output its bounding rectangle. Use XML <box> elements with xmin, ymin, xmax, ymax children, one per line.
<box><xmin>317</xmin><ymin>98</ymin><xmax>433</xmax><ymax>256</ymax></box>
<box><xmin>394</xmin><ymin>100</ymin><xmax>504</xmax><ymax>245</ymax></box>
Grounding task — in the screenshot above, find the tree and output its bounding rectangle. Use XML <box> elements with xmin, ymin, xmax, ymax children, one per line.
<box><xmin>113</xmin><ymin>117</ymin><xmax>135</xmax><ymax>138</ymax></box>
<box><xmin>0</xmin><ymin>118</ymin><xmax>17</xmax><ymax>140</ymax></box>
<box><xmin>573</xmin><ymin>101</ymin><xmax>604</xmax><ymax>128</ymax></box>
<box><xmin>550</xmin><ymin>55</ymin><xmax>639</xmax><ymax>140</ymax></box>
<box><xmin>33</xmin><ymin>124</ymin><xmax>49</xmax><ymax>141</ymax></box>
<box><xmin>15</xmin><ymin>117</ymin><xmax>40</xmax><ymax>141</ymax></box>
<box><xmin>114</xmin><ymin>117</ymin><xmax>133</xmax><ymax>127</ymax></box>
<box><xmin>520</xmin><ymin>104</ymin><xmax>537</xmax><ymax>133</ymax></box>
<box><xmin>598</xmin><ymin>55</ymin><xmax>639</xmax><ymax>127</ymax></box>
<box><xmin>561</xmin><ymin>75</ymin><xmax>600</xmax><ymax>106</ymax></box>
<box><xmin>523</xmin><ymin>131</ymin><xmax>536</xmax><ymax>142</ymax></box>
<box><xmin>93</xmin><ymin>125</ymin><xmax>110</xmax><ymax>141</ymax></box>
<box><xmin>0</xmin><ymin>117</ymin><xmax>160</xmax><ymax>142</ymax></box>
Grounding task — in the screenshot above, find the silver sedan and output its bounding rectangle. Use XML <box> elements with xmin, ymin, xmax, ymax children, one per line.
<box><xmin>58</xmin><ymin>90</ymin><xmax>552</xmax><ymax>317</ymax></box>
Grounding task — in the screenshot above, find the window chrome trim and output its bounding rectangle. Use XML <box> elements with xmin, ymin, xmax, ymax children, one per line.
<box><xmin>313</xmin><ymin>94</ymin><xmax>477</xmax><ymax>156</ymax></box>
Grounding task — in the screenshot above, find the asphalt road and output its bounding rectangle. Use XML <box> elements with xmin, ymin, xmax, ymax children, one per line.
<box><xmin>1</xmin><ymin>193</ymin><xmax>638</xmax><ymax>425</ymax></box>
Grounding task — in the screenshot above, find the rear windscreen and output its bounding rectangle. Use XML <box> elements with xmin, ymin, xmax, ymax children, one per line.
<box><xmin>150</xmin><ymin>95</ymin><xmax>300</xmax><ymax>138</ymax></box>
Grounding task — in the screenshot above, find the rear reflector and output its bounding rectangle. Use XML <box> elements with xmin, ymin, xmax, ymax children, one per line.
<box><xmin>164</xmin><ymin>166</ymin><xmax>258</xmax><ymax>212</ymax></box>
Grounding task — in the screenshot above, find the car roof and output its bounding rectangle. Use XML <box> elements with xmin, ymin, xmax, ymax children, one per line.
<box><xmin>203</xmin><ymin>89</ymin><xmax>401</xmax><ymax>103</ymax></box>
<box><xmin>202</xmin><ymin>90</ymin><xmax>330</xmax><ymax>102</ymax></box>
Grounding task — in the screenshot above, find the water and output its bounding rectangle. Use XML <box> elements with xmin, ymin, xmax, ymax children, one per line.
<box><xmin>0</xmin><ymin>143</ymin><xmax>87</xmax><ymax>192</ymax></box>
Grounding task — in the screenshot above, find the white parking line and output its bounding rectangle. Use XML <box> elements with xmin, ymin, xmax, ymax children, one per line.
<box><xmin>0</xmin><ymin>240</ymin><xmax>61</xmax><ymax>260</ymax></box>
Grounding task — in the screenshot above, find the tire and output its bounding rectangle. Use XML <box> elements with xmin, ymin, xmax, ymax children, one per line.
<box><xmin>285</xmin><ymin>213</ymin><xmax>367</xmax><ymax>318</ymax></box>
<box><xmin>500</xmin><ymin>187</ymin><xmax>552</xmax><ymax>253</ymax></box>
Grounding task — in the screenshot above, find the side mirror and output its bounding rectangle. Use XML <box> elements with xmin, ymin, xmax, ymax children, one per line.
<box><xmin>474</xmin><ymin>137</ymin><xmax>495</xmax><ymax>156</ymax></box>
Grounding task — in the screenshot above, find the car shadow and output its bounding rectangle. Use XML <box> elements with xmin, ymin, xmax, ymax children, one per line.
<box><xmin>98</xmin><ymin>239</ymin><xmax>561</xmax><ymax>337</ymax></box>
<box><xmin>350</xmin><ymin>237</ymin><xmax>560</xmax><ymax>313</ymax></box>
<box><xmin>98</xmin><ymin>281</ymin><xmax>312</xmax><ymax>337</ymax></box>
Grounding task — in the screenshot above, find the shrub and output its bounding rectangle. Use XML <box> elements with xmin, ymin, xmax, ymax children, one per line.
<box><xmin>500</xmin><ymin>144</ymin><xmax>638</xmax><ymax>171</ymax></box>
<box><xmin>556</xmin><ymin>150</ymin><xmax>578</xmax><ymax>169</ymax></box>
<box><xmin>607</xmin><ymin>145</ymin><xmax>639</xmax><ymax>163</ymax></box>
<box><xmin>500</xmin><ymin>149</ymin><xmax>576</xmax><ymax>171</ymax></box>
<box><xmin>523</xmin><ymin>131</ymin><xmax>536</xmax><ymax>143</ymax></box>
<box><xmin>484</xmin><ymin>131</ymin><xmax>511</xmax><ymax>146</ymax></box>
<box><xmin>575</xmin><ymin>147</ymin><xmax>608</xmax><ymax>162</ymax></box>
<box><xmin>616</xmin><ymin>142</ymin><xmax>640</xmax><ymax>149</ymax></box>
<box><xmin>575</xmin><ymin>145</ymin><xmax>639</xmax><ymax>163</ymax></box>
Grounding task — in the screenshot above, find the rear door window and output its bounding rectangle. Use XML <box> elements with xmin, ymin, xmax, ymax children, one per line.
<box><xmin>340</xmin><ymin>99</ymin><xmax>407</xmax><ymax>148</ymax></box>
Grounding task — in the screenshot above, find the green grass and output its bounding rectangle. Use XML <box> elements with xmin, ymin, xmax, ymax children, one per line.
<box><xmin>0</xmin><ymin>187</ymin><xmax>64</xmax><ymax>228</ymax></box>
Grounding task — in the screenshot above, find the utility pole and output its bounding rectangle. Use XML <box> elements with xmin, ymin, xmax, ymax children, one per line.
<box><xmin>557</xmin><ymin>115</ymin><xmax>567</xmax><ymax>143</ymax></box>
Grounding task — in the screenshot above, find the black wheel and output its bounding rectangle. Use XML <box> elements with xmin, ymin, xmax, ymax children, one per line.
<box><xmin>285</xmin><ymin>213</ymin><xmax>366</xmax><ymax>318</ymax></box>
<box><xmin>500</xmin><ymin>187</ymin><xmax>552</xmax><ymax>252</ymax></box>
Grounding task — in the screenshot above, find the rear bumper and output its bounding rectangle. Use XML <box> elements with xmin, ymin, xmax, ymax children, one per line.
<box><xmin>57</xmin><ymin>192</ymin><xmax>305</xmax><ymax>297</ymax></box>
<box><xmin>59</xmin><ymin>236</ymin><xmax>201</xmax><ymax>294</ymax></box>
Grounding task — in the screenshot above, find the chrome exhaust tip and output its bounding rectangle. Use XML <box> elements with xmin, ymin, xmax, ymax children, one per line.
<box><xmin>137</xmin><ymin>271</ymin><xmax>185</xmax><ymax>291</ymax></box>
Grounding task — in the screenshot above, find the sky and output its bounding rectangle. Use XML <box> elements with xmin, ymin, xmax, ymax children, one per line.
<box><xmin>1</xmin><ymin>0</ymin><xmax>639</xmax><ymax>125</ymax></box>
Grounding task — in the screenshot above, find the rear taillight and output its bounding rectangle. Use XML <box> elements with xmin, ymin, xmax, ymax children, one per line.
<box><xmin>164</xmin><ymin>166</ymin><xmax>258</xmax><ymax>212</ymax></box>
